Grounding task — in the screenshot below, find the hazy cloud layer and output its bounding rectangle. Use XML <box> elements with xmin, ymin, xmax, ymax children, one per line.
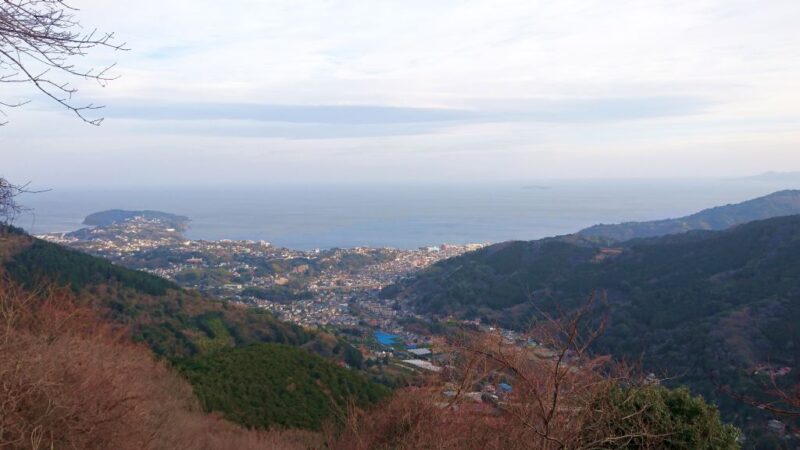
<box><xmin>110</xmin><ymin>96</ymin><xmax>709</xmax><ymax>123</ymax></box>
<box><xmin>2</xmin><ymin>0</ymin><xmax>800</xmax><ymax>185</ymax></box>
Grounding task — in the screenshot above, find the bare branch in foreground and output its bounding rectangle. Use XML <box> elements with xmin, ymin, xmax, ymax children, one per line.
<box><xmin>0</xmin><ymin>0</ymin><xmax>127</xmax><ymax>125</ymax></box>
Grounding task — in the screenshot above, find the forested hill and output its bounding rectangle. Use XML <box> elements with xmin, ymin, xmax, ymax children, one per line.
<box><xmin>0</xmin><ymin>226</ymin><xmax>385</xmax><ymax>429</ymax></box>
<box><xmin>386</xmin><ymin>215</ymin><xmax>800</xmax><ymax>432</ymax></box>
<box><xmin>0</xmin><ymin>226</ymin><xmax>355</xmax><ymax>362</ymax></box>
<box><xmin>579</xmin><ymin>189</ymin><xmax>800</xmax><ymax>241</ymax></box>
<box><xmin>83</xmin><ymin>209</ymin><xmax>189</xmax><ymax>229</ymax></box>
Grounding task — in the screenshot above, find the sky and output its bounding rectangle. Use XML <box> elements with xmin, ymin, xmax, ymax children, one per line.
<box><xmin>2</xmin><ymin>0</ymin><xmax>800</xmax><ymax>187</ymax></box>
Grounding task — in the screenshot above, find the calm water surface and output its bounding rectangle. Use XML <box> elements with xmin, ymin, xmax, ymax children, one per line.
<box><xmin>15</xmin><ymin>180</ymin><xmax>798</xmax><ymax>249</ymax></box>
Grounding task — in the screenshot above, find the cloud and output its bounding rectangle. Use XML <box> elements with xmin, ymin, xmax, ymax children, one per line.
<box><xmin>128</xmin><ymin>120</ymin><xmax>448</xmax><ymax>139</ymax></box>
<box><xmin>107</xmin><ymin>102</ymin><xmax>475</xmax><ymax>124</ymax></box>
<box><xmin>102</xmin><ymin>95</ymin><xmax>711</xmax><ymax>139</ymax></box>
<box><xmin>482</xmin><ymin>96</ymin><xmax>711</xmax><ymax>123</ymax></box>
<box><xmin>3</xmin><ymin>0</ymin><xmax>800</xmax><ymax>184</ymax></box>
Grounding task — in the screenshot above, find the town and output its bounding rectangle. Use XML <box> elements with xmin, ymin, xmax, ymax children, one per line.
<box><xmin>40</xmin><ymin>211</ymin><xmax>485</xmax><ymax>337</ymax></box>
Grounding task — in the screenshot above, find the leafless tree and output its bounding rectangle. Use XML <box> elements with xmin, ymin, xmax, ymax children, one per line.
<box><xmin>0</xmin><ymin>0</ymin><xmax>126</xmax><ymax>125</ymax></box>
<box><xmin>0</xmin><ymin>177</ymin><xmax>30</xmax><ymax>225</ymax></box>
<box><xmin>329</xmin><ymin>296</ymin><xmax>664</xmax><ymax>450</ymax></box>
<box><xmin>329</xmin><ymin>293</ymin><xmax>739</xmax><ymax>449</ymax></box>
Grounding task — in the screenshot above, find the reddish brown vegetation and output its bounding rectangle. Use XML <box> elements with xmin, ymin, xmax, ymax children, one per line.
<box><xmin>0</xmin><ymin>277</ymin><xmax>322</xmax><ymax>450</ymax></box>
<box><xmin>328</xmin><ymin>298</ymin><xmax>738</xmax><ymax>449</ymax></box>
<box><xmin>0</xmin><ymin>276</ymin><xmax>738</xmax><ymax>449</ymax></box>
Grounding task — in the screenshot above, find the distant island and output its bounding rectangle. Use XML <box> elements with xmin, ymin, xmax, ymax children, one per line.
<box><xmin>83</xmin><ymin>209</ymin><xmax>189</xmax><ymax>230</ymax></box>
<box><xmin>61</xmin><ymin>209</ymin><xmax>191</xmax><ymax>243</ymax></box>
<box><xmin>579</xmin><ymin>189</ymin><xmax>800</xmax><ymax>241</ymax></box>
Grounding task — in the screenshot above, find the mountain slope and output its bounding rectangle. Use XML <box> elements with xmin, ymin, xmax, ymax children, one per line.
<box><xmin>0</xmin><ymin>275</ymin><xmax>323</xmax><ymax>450</ymax></box>
<box><xmin>579</xmin><ymin>189</ymin><xmax>800</xmax><ymax>241</ymax></box>
<box><xmin>0</xmin><ymin>226</ymin><xmax>378</xmax><ymax>430</ymax></box>
<box><xmin>178</xmin><ymin>343</ymin><xmax>388</xmax><ymax>430</ymax></box>
<box><xmin>1</xmin><ymin>229</ymin><xmax>347</xmax><ymax>360</ymax></box>
<box><xmin>388</xmin><ymin>215</ymin><xmax>800</xmax><ymax>431</ymax></box>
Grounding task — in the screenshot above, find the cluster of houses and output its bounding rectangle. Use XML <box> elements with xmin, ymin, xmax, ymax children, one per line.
<box><xmin>442</xmin><ymin>380</ymin><xmax>515</xmax><ymax>408</ymax></box>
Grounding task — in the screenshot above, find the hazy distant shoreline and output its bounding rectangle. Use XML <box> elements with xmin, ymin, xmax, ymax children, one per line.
<box><xmin>17</xmin><ymin>179</ymin><xmax>799</xmax><ymax>250</ymax></box>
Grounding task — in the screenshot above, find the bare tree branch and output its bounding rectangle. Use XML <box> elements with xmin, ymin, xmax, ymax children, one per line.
<box><xmin>0</xmin><ymin>0</ymin><xmax>127</xmax><ymax>125</ymax></box>
<box><xmin>0</xmin><ymin>177</ymin><xmax>30</xmax><ymax>225</ymax></box>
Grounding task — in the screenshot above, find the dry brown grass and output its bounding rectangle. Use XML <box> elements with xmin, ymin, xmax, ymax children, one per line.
<box><xmin>0</xmin><ymin>276</ymin><xmax>322</xmax><ymax>450</ymax></box>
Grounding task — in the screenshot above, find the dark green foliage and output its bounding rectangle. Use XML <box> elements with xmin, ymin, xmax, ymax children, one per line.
<box><xmin>0</xmin><ymin>224</ymin><xmax>25</xmax><ymax>235</ymax></box>
<box><xmin>341</xmin><ymin>341</ymin><xmax>365</xmax><ymax>369</ymax></box>
<box><xmin>591</xmin><ymin>386</ymin><xmax>740</xmax><ymax>449</ymax></box>
<box><xmin>82</xmin><ymin>209</ymin><xmax>189</xmax><ymax>228</ymax></box>
<box><xmin>1</xmin><ymin>234</ymin><xmax>364</xmax><ymax>367</ymax></box>
<box><xmin>137</xmin><ymin>321</ymin><xmax>199</xmax><ymax>357</ymax></box>
<box><xmin>241</xmin><ymin>285</ymin><xmax>313</xmax><ymax>302</ymax></box>
<box><xmin>391</xmin><ymin>215</ymin><xmax>800</xmax><ymax>438</ymax></box>
<box><xmin>177</xmin><ymin>344</ymin><xmax>389</xmax><ymax>430</ymax></box>
<box><xmin>172</xmin><ymin>268</ymin><xmax>231</xmax><ymax>285</ymax></box>
<box><xmin>1</xmin><ymin>231</ymin><xmax>386</xmax><ymax>432</ymax></box>
<box><xmin>4</xmin><ymin>238</ymin><xmax>175</xmax><ymax>295</ymax></box>
<box><xmin>319</xmin><ymin>250</ymin><xmax>393</xmax><ymax>271</ymax></box>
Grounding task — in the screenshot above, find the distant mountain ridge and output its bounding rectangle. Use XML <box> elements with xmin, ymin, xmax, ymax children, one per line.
<box><xmin>579</xmin><ymin>189</ymin><xmax>800</xmax><ymax>241</ymax></box>
<box><xmin>737</xmin><ymin>171</ymin><xmax>800</xmax><ymax>182</ymax></box>
<box><xmin>387</xmin><ymin>213</ymin><xmax>800</xmax><ymax>438</ymax></box>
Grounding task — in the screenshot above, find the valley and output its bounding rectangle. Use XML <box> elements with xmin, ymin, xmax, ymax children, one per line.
<box><xmin>24</xmin><ymin>191</ymin><xmax>800</xmax><ymax>447</ymax></box>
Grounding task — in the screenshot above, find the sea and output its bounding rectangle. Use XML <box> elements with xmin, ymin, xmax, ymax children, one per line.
<box><xmin>13</xmin><ymin>178</ymin><xmax>799</xmax><ymax>250</ymax></box>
